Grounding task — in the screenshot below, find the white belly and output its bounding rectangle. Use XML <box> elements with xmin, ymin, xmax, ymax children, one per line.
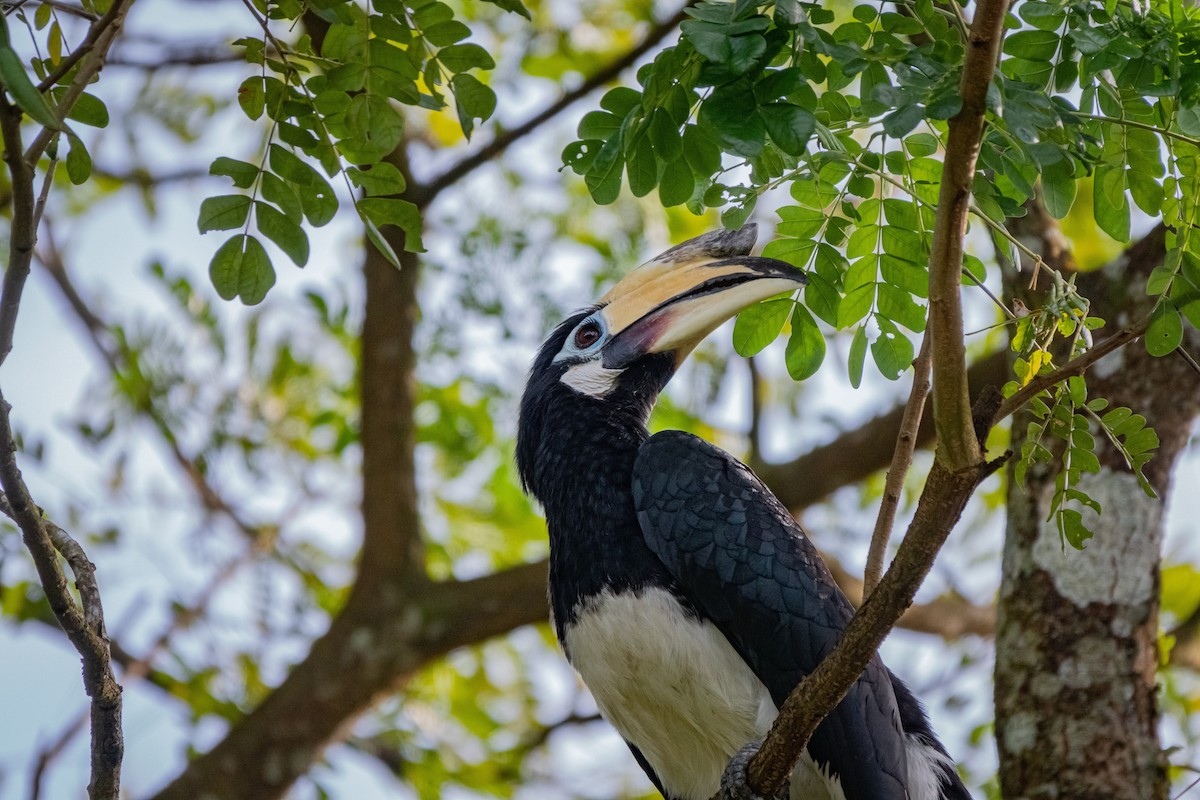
<box><xmin>563</xmin><ymin>587</ymin><xmax>845</xmax><ymax>800</ymax></box>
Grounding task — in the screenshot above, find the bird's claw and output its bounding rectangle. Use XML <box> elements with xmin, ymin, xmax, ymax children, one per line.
<box><xmin>720</xmin><ymin>739</ymin><xmax>788</xmax><ymax>800</ymax></box>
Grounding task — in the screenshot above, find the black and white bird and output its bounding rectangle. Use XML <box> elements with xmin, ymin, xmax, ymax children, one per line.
<box><xmin>516</xmin><ymin>226</ymin><xmax>970</xmax><ymax>800</ymax></box>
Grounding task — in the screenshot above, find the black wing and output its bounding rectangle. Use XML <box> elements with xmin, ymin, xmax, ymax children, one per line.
<box><xmin>631</xmin><ymin>430</ymin><xmax>910</xmax><ymax>800</ymax></box>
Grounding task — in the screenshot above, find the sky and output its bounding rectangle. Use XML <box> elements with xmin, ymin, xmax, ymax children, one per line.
<box><xmin>0</xmin><ymin>2</ymin><xmax>1198</xmax><ymax>799</ymax></box>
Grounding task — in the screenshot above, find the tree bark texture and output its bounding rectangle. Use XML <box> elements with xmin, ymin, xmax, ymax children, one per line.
<box><xmin>995</xmin><ymin>224</ymin><xmax>1196</xmax><ymax>800</ymax></box>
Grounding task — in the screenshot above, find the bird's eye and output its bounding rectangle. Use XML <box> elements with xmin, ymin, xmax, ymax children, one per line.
<box><xmin>574</xmin><ymin>321</ymin><xmax>603</xmax><ymax>350</ymax></box>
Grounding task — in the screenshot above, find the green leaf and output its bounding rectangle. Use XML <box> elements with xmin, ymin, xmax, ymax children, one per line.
<box><xmin>1093</xmin><ymin>168</ymin><xmax>1130</xmax><ymax>242</ymax></box>
<box><xmin>450</xmin><ymin>72</ymin><xmax>496</xmax><ymax>139</ymax></box>
<box><xmin>268</xmin><ymin>145</ymin><xmax>339</xmax><ymax>226</ymax></box>
<box><xmin>877</xmin><ymin>284</ymin><xmax>926</xmax><ymax>332</ymax></box>
<box><xmin>1059</xmin><ymin>508</ymin><xmax>1093</xmax><ymax>549</ymax></box>
<box><xmin>1145</xmin><ymin>300</ymin><xmax>1182</xmax><ymax>357</ymax></box>
<box><xmin>579</xmin><ymin>110</ymin><xmax>622</xmax><ymax>141</ymax></box>
<box><xmin>261</xmin><ymin>172</ymin><xmax>303</xmax><ymax>221</ymax></box>
<box><xmin>211</xmin><ymin>157</ymin><xmax>260</xmax><ymax>190</ymax></box>
<box><xmin>649</xmin><ymin>109</ymin><xmax>683</xmax><ymax>161</ymax></box>
<box><xmin>784</xmin><ymin>304</ymin><xmax>826</xmax><ymax>380</ymax></box>
<box><xmin>480</xmin><ymin>0</ymin><xmax>531</xmax><ymax>18</ymax></box>
<box><xmin>804</xmin><ymin>272</ymin><xmax>841</xmax><ymax>327</ymax></box>
<box><xmin>699</xmin><ymin>81</ymin><xmax>764</xmax><ymax>157</ymax></box>
<box><xmin>848</xmin><ymin>325</ymin><xmax>868</xmax><ymax>388</ymax></box>
<box><xmin>681</xmin><ymin>19</ymin><xmax>767</xmax><ymax>74</ymax></box>
<box><xmin>362</xmin><ymin>214</ymin><xmax>403</xmax><ymax>269</ymax></box>
<box><xmin>347</xmin><ymin>162</ymin><xmax>407</xmax><ymax>196</ymax></box>
<box><xmin>760</xmin><ymin>104</ymin><xmax>814</xmax><ymax>156</ymax></box>
<box><xmin>600</xmin><ymin>87</ymin><xmax>641</xmax><ymax>116</ymax></box>
<box><xmin>871</xmin><ymin>316</ymin><xmax>913</xmax><ymax>380</ymax></box>
<box><xmin>626</xmin><ymin>136</ymin><xmax>658</xmax><ymax>198</ymax></box>
<box><xmin>209</xmin><ymin>234</ymin><xmax>275</xmax><ymax>305</ymax></box>
<box><xmin>255</xmin><ymin>201</ymin><xmax>309</xmax><ymax>267</ymax></box>
<box><xmin>342</xmin><ymin>94</ymin><xmax>405</xmax><ymax>161</ymax></box>
<box><xmin>1005</xmin><ymin>29</ymin><xmax>1060</xmax><ymax>61</ymax></box>
<box><xmin>61</xmin><ymin>91</ymin><xmax>108</xmax><ymax>128</ymax></box>
<box><xmin>682</xmin><ymin>124</ymin><xmax>722</xmax><ymax>176</ymax></box>
<box><xmin>658</xmin><ymin>157</ymin><xmax>694</xmax><ymax>207</ymax></box>
<box><xmin>358</xmin><ymin>197</ymin><xmax>424</xmax><ymax>252</ymax></box>
<box><xmin>437</xmin><ymin>43</ymin><xmax>495</xmax><ymax>72</ymax></box>
<box><xmin>0</xmin><ymin>43</ymin><xmax>59</xmax><ymax>129</ymax></box>
<box><xmin>64</xmin><ymin>134</ymin><xmax>91</xmax><ymax>185</ymax></box>
<box><xmin>882</xmin><ymin>104</ymin><xmax>925</xmax><ymax>137</ymax></box>
<box><xmin>423</xmin><ymin>20</ymin><xmax>471</xmax><ymax>46</ymax></box>
<box><xmin>838</xmin><ymin>284</ymin><xmax>875</xmax><ymax>328</ymax></box>
<box><xmin>585</xmin><ymin>135</ymin><xmax>623</xmax><ymax>205</ymax></box>
<box><xmin>238</xmin><ymin>76</ymin><xmax>266</xmax><ymax>120</ymax></box>
<box><xmin>198</xmin><ymin>195</ymin><xmax>252</xmax><ymax>233</ymax></box>
<box><xmin>733</xmin><ymin>298</ymin><xmax>793</xmax><ymax>357</ymax></box>
<box><xmin>1041</xmin><ymin>159</ymin><xmax>1076</xmax><ymax>219</ymax></box>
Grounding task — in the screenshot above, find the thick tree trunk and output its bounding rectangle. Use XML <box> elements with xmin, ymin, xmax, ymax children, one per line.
<box><xmin>995</xmin><ymin>225</ymin><xmax>1196</xmax><ymax>799</ymax></box>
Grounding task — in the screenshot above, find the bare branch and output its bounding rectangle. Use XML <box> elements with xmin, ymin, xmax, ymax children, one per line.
<box><xmin>0</xmin><ymin>453</ymin><xmax>123</xmax><ymax>799</ymax></box>
<box><xmin>408</xmin><ymin>3</ymin><xmax>693</xmax><ymax>208</ymax></box>
<box><xmin>864</xmin><ymin>335</ymin><xmax>932</xmax><ymax>598</ymax></box>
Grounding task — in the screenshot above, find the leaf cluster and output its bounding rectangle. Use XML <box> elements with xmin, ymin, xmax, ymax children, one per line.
<box><xmin>199</xmin><ymin>0</ymin><xmax>516</xmax><ymax>303</ymax></box>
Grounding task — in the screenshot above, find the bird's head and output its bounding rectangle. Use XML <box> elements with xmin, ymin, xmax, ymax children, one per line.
<box><xmin>516</xmin><ymin>225</ymin><xmax>807</xmax><ymax>498</ymax></box>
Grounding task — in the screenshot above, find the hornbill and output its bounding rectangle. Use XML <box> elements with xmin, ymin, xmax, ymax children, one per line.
<box><xmin>516</xmin><ymin>225</ymin><xmax>969</xmax><ymax>800</ymax></box>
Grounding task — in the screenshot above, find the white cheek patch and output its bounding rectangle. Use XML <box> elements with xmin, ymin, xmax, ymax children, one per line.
<box><xmin>561</xmin><ymin>360</ymin><xmax>622</xmax><ymax>397</ymax></box>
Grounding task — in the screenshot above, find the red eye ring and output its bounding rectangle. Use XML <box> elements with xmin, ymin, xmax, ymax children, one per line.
<box><xmin>574</xmin><ymin>321</ymin><xmax>602</xmax><ymax>349</ymax></box>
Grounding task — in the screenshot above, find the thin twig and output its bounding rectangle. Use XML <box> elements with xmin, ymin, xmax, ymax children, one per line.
<box><xmin>28</xmin><ymin>710</ymin><xmax>89</xmax><ymax>800</ymax></box>
<box><xmin>36</xmin><ymin>230</ymin><xmax>269</xmax><ymax>546</ymax></box>
<box><xmin>408</xmin><ymin>2</ymin><xmax>695</xmax><ymax>208</ymax></box>
<box><xmin>863</xmin><ymin>335</ymin><xmax>932</xmax><ymax>598</ymax></box>
<box><xmin>747</xmin><ymin>355</ymin><xmax>763</xmax><ymax>464</ymax></box>
<box><xmin>995</xmin><ymin>324</ymin><xmax>1146</xmax><ymax>423</ymax></box>
<box><xmin>35</xmin><ymin>0</ymin><xmax>129</xmax><ymax>91</ymax></box>
<box><xmin>1173</xmin><ymin>345</ymin><xmax>1200</xmax><ymax>377</ymax></box>
<box><xmin>26</xmin><ymin>0</ymin><xmax>134</xmax><ymax>162</ymax></box>
<box><xmin>0</xmin><ymin>98</ymin><xmax>36</xmax><ymax>367</ymax></box>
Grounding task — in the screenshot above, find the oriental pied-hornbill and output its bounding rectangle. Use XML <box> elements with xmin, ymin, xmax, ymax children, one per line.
<box><xmin>516</xmin><ymin>225</ymin><xmax>969</xmax><ymax>800</ymax></box>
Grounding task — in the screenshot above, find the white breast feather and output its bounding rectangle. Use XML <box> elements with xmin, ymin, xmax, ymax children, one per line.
<box><xmin>564</xmin><ymin>587</ymin><xmax>846</xmax><ymax>800</ymax></box>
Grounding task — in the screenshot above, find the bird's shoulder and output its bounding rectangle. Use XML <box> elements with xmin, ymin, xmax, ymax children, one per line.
<box><xmin>631</xmin><ymin>429</ymin><xmax>852</xmax><ymax>660</ymax></box>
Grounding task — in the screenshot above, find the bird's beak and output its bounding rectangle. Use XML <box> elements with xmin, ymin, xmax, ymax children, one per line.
<box><xmin>598</xmin><ymin>226</ymin><xmax>808</xmax><ymax>370</ymax></box>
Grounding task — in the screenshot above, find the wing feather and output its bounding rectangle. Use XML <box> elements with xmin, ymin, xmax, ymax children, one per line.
<box><xmin>632</xmin><ymin>430</ymin><xmax>910</xmax><ymax>800</ymax></box>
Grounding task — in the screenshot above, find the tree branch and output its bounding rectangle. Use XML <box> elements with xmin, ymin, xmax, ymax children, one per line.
<box><xmin>995</xmin><ymin>324</ymin><xmax>1147</xmax><ymax>423</ymax></box>
<box><xmin>864</xmin><ymin>335</ymin><xmax>932</xmax><ymax>597</ymax></box>
<box><xmin>926</xmin><ymin>0</ymin><xmax>1008</xmax><ymax>472</ymax></box>
<box><xmin>745</xmin><ymin>396</ymin><xmax>1007</xmax><ymax>798</ymax></box>
<box><xmin>0</xmin><ymin>452</ymin><xmax>122</xmax><ymax>799</ymax></box>
<box><xmin>35</xmin><ymin>0</ymin><xmax>134</xmax><ymax>93</ymax></box>
<box><xmin>408</xmin><ymin>3</ymin><xmax>693</xmax><ymax>208</ymax></box>
<box><xmin>741</xmin><ymin>0</ymin><xmax>1012</xmax><ymax>790</ymax></box>
<box><xmin>0</xmin><ymin>99</ymin><xmax>36</xmax><ymax>367</ymax></box>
